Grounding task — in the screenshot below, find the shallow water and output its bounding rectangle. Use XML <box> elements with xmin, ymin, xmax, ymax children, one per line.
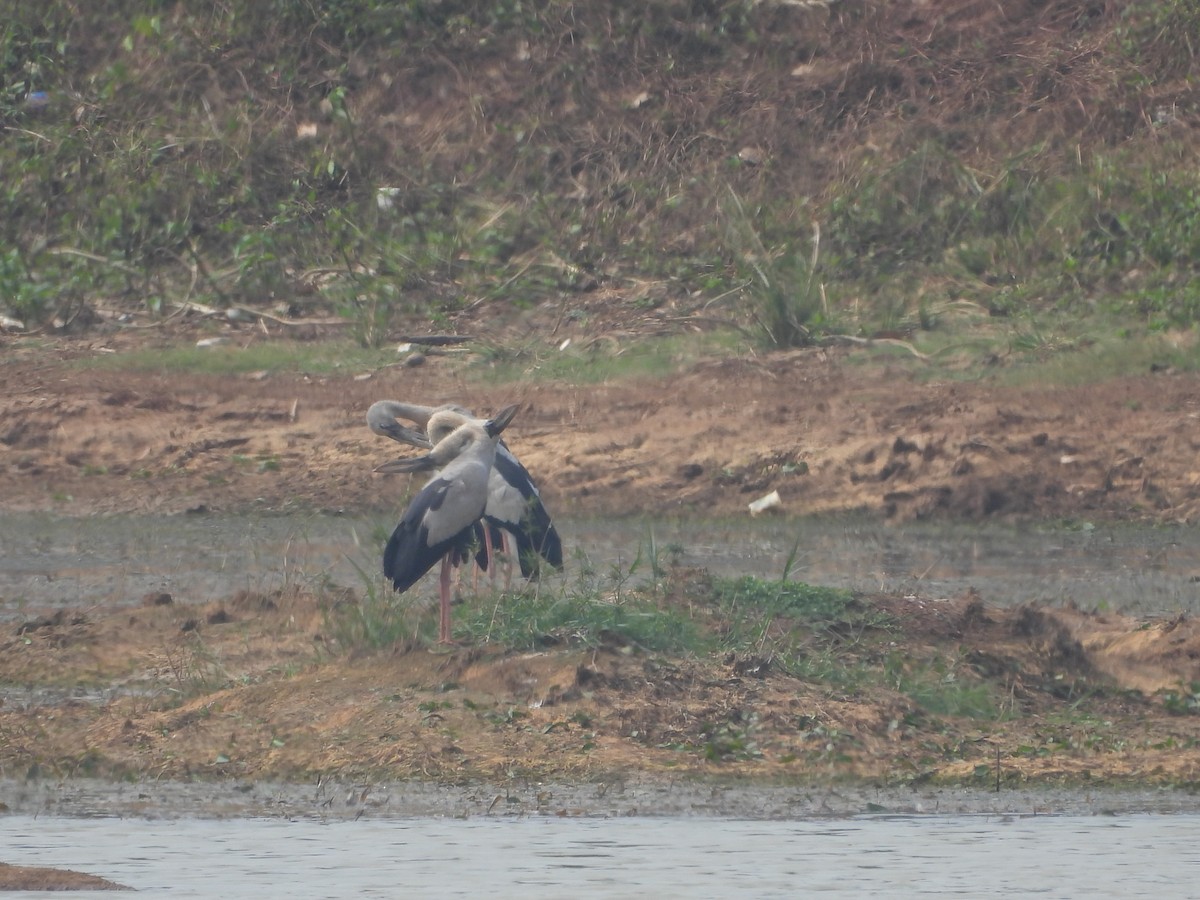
<box><xmin>3</xmin><ymin>809</ymin><xmax>1199</xmax><ymax>898</ymax></box>
<box><xmin>2</xmin><ymin>512</ymin><xmax>1198</xmax><ymax>620</ymax></box>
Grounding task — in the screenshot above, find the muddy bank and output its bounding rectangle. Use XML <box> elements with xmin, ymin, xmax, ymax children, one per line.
<box><xmin>0</xmin><ymin>861</ymin><xmax>130</xmax><ymax>891</ymax></box>
<box><xmin>3</xmin><ymin>341</ymin><xmax>1200</xmax><ymax>869</ymax></box>
<box><xmin>4</xmin><ymin>775</ymin><xmax>1199</xmax><ymax>821</ymax></box>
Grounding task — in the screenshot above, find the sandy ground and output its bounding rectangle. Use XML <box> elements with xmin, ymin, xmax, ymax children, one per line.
<box><xmin>3</xmin><ymin>332</ymin><xmax>1200</xmax><ymax>887</ymax></box>
<box><xmin>3</xmin><ymin>333</ymin><xmax>1200</xmax><ymax>524</ymax></box>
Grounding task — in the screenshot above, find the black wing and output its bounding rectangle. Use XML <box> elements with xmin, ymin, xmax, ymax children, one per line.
<box><xmin>383</xmin><ymin>477</ymin><xmax>475</xmax><ymax>592</ymax></box>
<box><xmin>490</xmin><ymin>451</ymin><xmax>564</xmax><ymax>576</ymax></box>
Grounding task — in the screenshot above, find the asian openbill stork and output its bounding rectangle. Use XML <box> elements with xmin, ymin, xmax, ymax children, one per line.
<box><xmin>374</xmin><ymin>405</ymin><xmax>518</xmax><ymax>643</ymax></box>
<box><xmin>366</xmin><ymin>400</ymin><xmax>563</xmax><ymax>581</ymax></box>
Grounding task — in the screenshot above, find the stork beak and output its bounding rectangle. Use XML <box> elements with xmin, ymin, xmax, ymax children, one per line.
<box><xmin>373</xmin><ymin>454</ymin><xmax>437</xmax><ymax>474</ymax></box>
<box><xmin>485</xmin><ymin>404</ymin><xmax>519</xmax><ymax>438</ymax></box>
<box><xmin>378</xmin><ymin>421</ymin><xmax>433</xmax><ymax>449</ymax></box>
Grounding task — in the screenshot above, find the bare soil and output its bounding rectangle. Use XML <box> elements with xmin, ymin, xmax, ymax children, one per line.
<box><xmin>4</xmin><ymin>330</ymin><xmax>1200</xmax><ymax>886</ymax></box>
<box><xmin>4</xmin><ymin>328</ymin><xmax>1200</xmax><ymax>523</ymax></box>
<box><xmin>0</xmin><ymin>861</ymin><xmax>129</xmax><ymax>891</ymax></box>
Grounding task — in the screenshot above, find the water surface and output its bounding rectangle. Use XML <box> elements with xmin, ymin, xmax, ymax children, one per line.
<box><xmin>3</xmin><ymin>810</ymin><xmax>1198</xmax><ymax>899</ymax></box>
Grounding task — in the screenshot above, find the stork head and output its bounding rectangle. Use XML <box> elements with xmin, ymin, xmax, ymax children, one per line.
<box><xmin>367</xmin><ymin>401</ymin><xmax>434</xmax><ymax>449</ymax></box>
<box><xmin>373</xmin><ymin>405</ymin><xmax>517</xmax><ymax>474</ymax></box>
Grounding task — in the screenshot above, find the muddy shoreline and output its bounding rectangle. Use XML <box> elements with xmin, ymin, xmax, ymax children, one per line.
<box><xmin>5</xmin><ymin>776</ymin><xmax>1199</xmax><ymax>821</ymax></box>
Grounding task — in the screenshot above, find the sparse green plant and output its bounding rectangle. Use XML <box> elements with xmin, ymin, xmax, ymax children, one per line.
<box><xmin>886</xmin><ymin>652</ymin><xmax>1000</xmax><ymax>720</ymax></box>
<box><xmin>159</xmin><ymin>636</ymin><xmax>232</xmax><ymax>699</ymax></box>
<box><xmin>708</xmin><ymin>574</ymin><xmax>858</xmax><ymax>627</ymax></box>
<box><xmin>1162</xmin><ymin>682</ymin><xmax>1200</xmax><ymax>716</ymax></box>
<box><xmin>724</xmin><ymin>188</ymin><xmax>829</xmax><ymax>348</ymax></box>
<box><xmin>700</xmin><ymin>715</ymin><xmax>762</xmax><ymax>763</ymax></box>
<box><xmin>320</xmin><ymin>558</ymin><xmax>422</xmax><ymax>652</ymax></box>
<box><xmin>455</xmin><ymin>581</ymin><xmax>700</xmax><ymax>653</ymax></box>
<box><xmin>75</xmin><ymin>339</ymin><xmax>395</xmax><ymax>377</ymax></box>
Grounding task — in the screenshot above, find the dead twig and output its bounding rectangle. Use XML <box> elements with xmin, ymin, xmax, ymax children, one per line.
<box><xmin>47</xmin><ymin>246</ymin><xmax>142</xmax><ymax>277</ymax></box>
<box><xmin>390</xmin><ymin>334</ymin><xmax>473</xmax><ymax>346</ymax></box>
<box><xmin>822</xmin><ymin>334</ymin><xmax>931</xmax><ymax>361</ymax></box>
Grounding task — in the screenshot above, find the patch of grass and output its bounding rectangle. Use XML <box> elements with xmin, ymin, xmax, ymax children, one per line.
<box><xmin>318</xmin><ymin>549</ymin><xmax>425</xmax><ymax>653</ymax></box>
<box><xmin>708</xmin><ymin>575</ymin><xmax>857</xmax><ymax>623</ymax></box>
<box><xmin>887</xmin><ymin>652</ymin><xmax>1000</xmax><ymax>720</ymax></box>
<box><xmin>159</xmin><ymin>635</ymin><xmax>233</xmax><ymax>700</ymax></box>
<box><xmin>474</xmin><ymin>332</ymin><xmax>738</xmax><ymax>386</ymax></box>
<box><xmin>699</xmin><ymin>716</ymin><xmax>762</xmax><ymax>763</ymax></box>
<box><xmin>6</xmin><ymin>0</ymin><xmax>1200</xmax><ymax>366</ymax></box>
<box><xmin>1162</xmin><ymin>682</ymin><xmax>1200</xmax><ymax>716</ymax></box>
<box><xmin>704</xmin><ymin>575</ymin><xmax>877</xmax><ymax>654</ymax></box>
<box><xmin>721</xmin><ymin>188</ymin><xmax>830</xmax><ymax>349</ymax></box>
<box><xmin>75</xmin><ymin>339</ymin><xmax>395</xmax><ymax>376</ymax></box>
<box><xmin>700</xmin><ymin>574</ymin><xmax>892</xmax><ymax>690</ymax></box>
<box><xmin>456</xmin><ymin>587</ymin><xmax>700</xmax><ymax>652</ymax></box>
<box><xmin>996</xmin><ymin>328</ymin><xmax>1200</xmax><ymax>388</ymax></box>
<box><xmin>322</xmin><ymin>559</ymin><xmax>701</xmax><ymax>654</ymax></box>
<box><xmin>321</xmin><ymin>577</ymin><xmax>422</xmax><ymax>653</ymax></box>
<box><xmin>327</xmin><ymin>527</ymin><xmax>700</xmax><ymax>652</ymax></box>
<box><xmin>70</xmin><ymin>327</ymin><xmax>749</xmax><ymax>387</ymax></box>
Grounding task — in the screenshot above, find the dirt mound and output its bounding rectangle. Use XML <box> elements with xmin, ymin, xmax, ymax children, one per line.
<box><xmin>5</xmin><ymin>578</ymin><xmax>1200</xmax><ymax>788</ymax></box>
<box><xmin>0</xmin><ymin>862</ymin><xmax>130</xmax><ymax>892</ymax></box>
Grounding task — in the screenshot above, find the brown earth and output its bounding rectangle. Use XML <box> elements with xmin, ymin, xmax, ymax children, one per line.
<box><xmin>3</xmin><ymin>329</ymin><xmax>1200</xmax><ymax>887</ymax></box>
<box><xmin>4</xmin><ymin>324</ymin><xmax>1200</xmax><ymax>523</ymax></box>
<box><xmin>0</xmin><ymin>862</ymin><xmax>129</xmax><ymax>892</ymax></box>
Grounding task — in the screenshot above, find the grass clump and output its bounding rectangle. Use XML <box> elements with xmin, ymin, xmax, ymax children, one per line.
<box><xmin>708</xmin><ymin>574</ymin><xmax>856</xmax><ymax>624</ymax></box>
<box><xmin>77</xmin><ymin>339</ymin><xmax>395</xmax><ymax>375</ymax></box>
<box><xmin>455</xmin><ymin>587</ymin><xmax>700</xmax><ymax>653</ymax></box>
<box><xmin>886</xmin><ymin>652</ymin><xmax>1000</xmax><ymax>720</ymax></box>
<box><xmin>320</xmin><ymin>577</ymin><xmax>420</xmax><ymax>654</ymax></box>
<box><xmin>723</xmin><ymin>189</ymin><xmax>830</xmax><ymax>349</ymax></box>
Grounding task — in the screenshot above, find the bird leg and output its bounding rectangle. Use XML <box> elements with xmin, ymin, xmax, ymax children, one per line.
<box><xmin>438</xmin><ymin>554</ymin><xmax>454</xmax><ymax>644</ymax></box>
<box><xmin>481</xmin><ymin>524</ymin><xmax>496</xmax><ymax>590</ymax></box>
<box><xmin>500</xmin><ymin>531</ymin><xmax>514</xmax><ymax>590</ymax></box>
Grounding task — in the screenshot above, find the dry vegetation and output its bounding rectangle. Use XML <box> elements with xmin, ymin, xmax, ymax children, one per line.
<box><xmin>4</xmin><ymin>0</ymin><xmax>1200</xmax><ymax>343</ymax></box>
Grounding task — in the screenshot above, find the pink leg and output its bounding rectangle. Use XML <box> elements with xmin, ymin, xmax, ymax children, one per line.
<box><xmin>501</xmin><ymin>531</ymin><xmax>514</xmax><ymax>590</ymax></box>
<box><xmin>438</xmin><ymin>554</ymin><xmax>454</xmax><ymax>644</ymax></box>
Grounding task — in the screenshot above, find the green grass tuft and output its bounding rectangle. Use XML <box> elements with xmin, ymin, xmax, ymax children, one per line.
<box><xmin>76</xmin><ymin>340</ymin><xmax>396</xmax><ymax>376</ymax></box>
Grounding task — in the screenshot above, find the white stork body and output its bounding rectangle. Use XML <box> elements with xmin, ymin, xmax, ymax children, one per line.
<box><xmin>367</xmin><ymin>400</ymin><xmax>563</xmax><ymax>580</ymax></box>
<box><xmin>376</xmin><ymin>407</ymin><xmax>516</xmax><ymax>643</ymax></box>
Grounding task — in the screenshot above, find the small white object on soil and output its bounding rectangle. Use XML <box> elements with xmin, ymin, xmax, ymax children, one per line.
<box><xmin>748</xmin><ymin>489</ymin><xmax>781</xmax><ymax>516</ymax></box>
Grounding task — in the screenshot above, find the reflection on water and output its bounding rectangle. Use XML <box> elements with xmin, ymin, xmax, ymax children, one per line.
<box><xmin>2</xmin><ymin>512</ymin><xmax>1198</xmax><ymax>620</ymax></box>
<box><xmin>3</xmin><ymin>812</ymin><xmax>1199</xmax><ymax>898</ymax></box>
